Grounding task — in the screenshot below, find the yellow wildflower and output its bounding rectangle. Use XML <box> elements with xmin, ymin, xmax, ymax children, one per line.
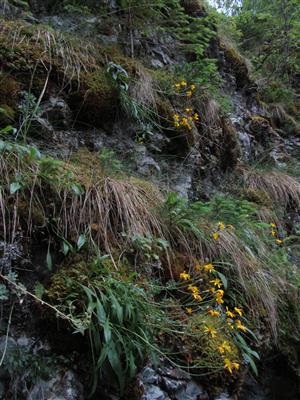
<box><xmin>218</xmin><ymin>221</ymin><xmax>225</xmax><ymax>231</ymax></box>
<box><xmin>173</xmin><ymin>114</ymin><xmax>180</xmax><ymax>120</ymax></box>
<box><xmin>218</xmin><ymin>340</ymin><xmax>232</xmax><ymax>354</ymax></box>
<box><xmin>185</xmin><ymin>108</ymin><xmax>192</xmax><ymax>113</ymax></box>
<box><xmin>210</xmin><ymin>278</ymin><xmax>222</xmax><ymax>288</ymax></box>
<box><xmin>179</xmin><ymin>271</ymin><xmax>190</xmax><ymax>281</ymax></box>
<box><xmin>212</xmin><ymin>232</ymin><xmax>219</xmax><ymax>240</ymax></box>
<box><xmin>193</xmin><ymin>113</ymin><xmax>199</xmax><ymax>121</ymax></box>
<box><xmin>193</xmin><ymin>293</ymin><xmax>203</xmax><ymax>302</ymax></box>
<box><xmin>190</xmin><ymin>84</ymin><xmax>196</xmax><ymax>91</ymax></box>
<box><xmin>194</xmin><ymin>263</ymin><xmax>202</xmax><ymax>272</ymax></box>
<box><xmin>234</xmin><ymin>307</ymin><xmax>243</xmax><ymax>317</ymax></box>
<box><xmin>233</xmin><ymin>361</ymin><xmax>240</xmax><ymax>371</ymax></box>
<box><xmin>209</xmin><ymin>287</ymin><xmax>216</xmax><ymax>294</ymax></box>
<box><xmin>227</xmin><ymin>319</ymin><xmax>234</xmax><ymax>329</ymax></box>
<box><xmin>188</xmin><ymin>285</ymin><xmax>199</xmax><ymax>294</ymax></box>
<box><xmin>208</xmin><ymin>309</ymin><xmax>220</xmax><ymax>317</ymax></box>
<box><xmin>203</xmin><ymin>326</ymin><xmax>217</xmax><ymax>338</ymax></box>
<box><xmin>226</xmin><ymin>307</ymin><xmax>235</xmax><ymax>318</ymax></box>
<box><xmin>271</xmin><ymin>230</ymin><xmax>277</xmax><ymax>237</ymax></box>
<box><xmin>181</xmin><ymin>117</ymin><xmax>188</xmax><ymax>126</ymax></box>
<box><xmin>186</xmin><ymin>307</ymin><xmax>193</xmax><ymax>314</ymax></box>
<box><xmin>174</xmin><ymin>83</ymin><xmax>181</xmax><ymax>88</ymax></box>
<box><xmin>236</xmin><ymin>319</ymin><xmax>247</xmax><ymax>332</ymax></box>
<box><xmin>276</xmin><ymin>239</ymin><xmax>283</xmax><ymax>245</ymax></box>
<box><xmin>224</xmin><ymin>358</ymin><xmax>239</xmax><ymax>374</ymax></box>
<box><xmin>174</xmin><ymin>122</ymin><xmax>180</xmax><ymax>127</ymax></box>
<box><xmin>204</xmin><ymin>263</ymin><xmax>215</xmax><ymax>273</ymax></box>
<box><xmin>186</xmin><ymin>91</ymin><xmax>193</xmax><ymax>97</ymax></box>
<box><xmin>215</xmin><ymin>291</ymin><xmax>224</xmax><ymax>305</ymax></box>
<box><xmin>270</xmin><ymin>223</ymin><xmax>276</xmax><ymax>228</ymax></box>
<box><xmin>180</xmin><ymin>81</ymin><xmax>187</xmax><ymax>86</ymax></box>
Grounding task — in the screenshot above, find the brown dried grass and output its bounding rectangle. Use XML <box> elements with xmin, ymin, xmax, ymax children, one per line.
<box><xmin>241</xmin><ymin>166</ymin><xmax>300</xmax><ymax>209</ymax></box>
<box><xmin>0</xmin><ymin>20</ymin><xmax>99</xmax><ymax>84</ymax></box>
<box><xmin>59</xmin><ymin>177</ymin><xmax>165</xmax><ymax>252</ymax></box>
<box><xmin>129</xmin><ymin>66</ymin><xmax>157</xmax><ymax>111</ymax></box>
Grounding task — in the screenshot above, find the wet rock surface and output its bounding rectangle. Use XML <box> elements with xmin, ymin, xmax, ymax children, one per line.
<box><xmin>0</xmin><ymin>332</ymin><xmax>84</xmax><ymax>400</ymax></box>
<box><xmin>27</xmin><ymin>370</ymin><xmax>84</xmax><ymax>400</ymax></box>
<box><xmin>138</xmin><ymin>362</ymin><xmax>209</xmax><ymax>400</ymax></box>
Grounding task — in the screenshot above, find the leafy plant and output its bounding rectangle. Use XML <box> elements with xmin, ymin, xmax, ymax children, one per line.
<box><xmin>47</xmin><ymin>258</ymin><xmax>163</xmax><ymax>395</ymax></box>
<box><xmin>128</xmin><ymin>234</ymin><xmax>169</xmax><ymax>260</ymax></box>
<box><xmin>99</xmin><ymin>148</ymin><xmax>123</xmax><ymax>175</ymax></box>
<box><xmin>17</xmin><ymin>91</ymin><xmax>42</xmax><ymax>141</ymax></box>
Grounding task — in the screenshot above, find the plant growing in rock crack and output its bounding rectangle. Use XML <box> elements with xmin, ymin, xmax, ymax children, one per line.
<box><xmin>45</xmin><ymin>257</ymin><xmax>164</xmax><ymax>395</ymax></box>
<box><xmin>107</xmin><ymin>62</ymin><xmax>158</xmax><ymax>144</ymax></box>
<box><xmin>17</xmin><ymin>90</ymin><xmax>42</xmax><ymax>142</ymax></box>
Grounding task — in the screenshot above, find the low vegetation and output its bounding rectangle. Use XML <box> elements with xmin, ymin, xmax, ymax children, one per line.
<box><xmin>0</xmin><ymin>0</ymin><xmax>300</xmax><ymax>398</ymax></box>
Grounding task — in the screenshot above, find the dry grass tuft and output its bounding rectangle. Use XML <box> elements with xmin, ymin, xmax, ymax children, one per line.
<box><xmin>0</xmin><ymin>20</ymin><xmax>99</xmax><ymax>85</ymax></box>
<box><xmin>195</xmin><ymin>93</ymin><xmax>220</xmax><ymax>135</ymax></box>
<box><xmin>0</xmin><ymin>147</ymin><xmax>166</xmax><ymax>258</ymax></box>
<box><xmin>129</xmin><ymin>66</ymin><xmax>156</xmax><ymax>110</ymax></box>
<box><xmin>59</xmin><ymin>177</ymin><xmax>165</xmax><ymax>252</ymax></box>
<box><xmin>240</xmin><ymin>166</ymin><xmax>300</xmax><ymax>210</ymax></box>
<box><xmin>206</xmin><ymin>228</ymin><xmax>279</xmax><ymax>337</ymax></box>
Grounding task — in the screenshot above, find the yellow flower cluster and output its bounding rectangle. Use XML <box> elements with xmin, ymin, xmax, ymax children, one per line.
<box><xmin>210</xmin><ymin>278</ymin><xmax>222</xmax><ymax>288</ymax></box>
<box><xmin>179</xmin><ymin>261</ymin><xmax>218</xmax><ymax>306</ymax></box>
<box><xmin>179</xmin><ymin>260</ymin><xmax>249</xmax><ymax>375</ymax></box>
<box><xmin>215</xmin><ymin>289</ymin><xmax>224</xmax><ymax>305</ymax></box>
<box><xmin>202</xmin><ymin>326</ymin><xmax>240</xmax><ymax>374</ymax></box>
<box><xmin>224</xmin><ymin>358</ymin><xmax>240</xmax><ymax>374</ymax></box>
<box><xmin>212</xmin><ymin>221</ymin><xmax>234</xmax><ymax>241</ymax></box>
<box><xmin>188</xmin><ymin>284</ymin><xmax>203</xmax><ymax>302</ymax></box>
<box><xmin>203</xmin><ymin>325</ymin><xmax>217</xmax><ymax>338</ymax></box>
<box><xmin>208</xmin><ymin>309</ymin><xmax>220</xmax><ymax>317</ymax></box>
<box><xmin>270</xmin><ymin>223</ymin><xmax>284</xmax><ymax>245</ymax></box>
<box><xmin>174</xmin><ymin>81</ymin><xmax>196</xmax><ymax>98</ymax></box>
<box><xmin>179</xmin><ymin>271</ymin><xmax>190</xmax><ymax>280</ymax></box>
<box><xmin>172</xmin><ymin>111</ymin><xmax>199</xmax><ymax>130</ymax></box>
<box><xmin>218</xmin><ymin>340</ymin><xmax>232</xmax><ymax>354</ymax></box>
<box><xmin>206</xmin><ymin>301</ymin><xmax>246</xmax><ymax>334</ymax></box>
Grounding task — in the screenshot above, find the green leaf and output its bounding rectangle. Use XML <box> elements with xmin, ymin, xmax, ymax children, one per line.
<box><xmin>96</xmin><ymin>343</ymin><xmax>110</xmax><ymax>369</ymax></box>
<box><xmin>0</xmin><ymin>125</ymin><xmax>16</xmax><ymax>135</ymax></box>
<box><xmin>71</xmin><ymin>183</ymin><xmax>83</xmax><ymax>196</ymax></box>
<box><xmin>77</xmin><ymin>234</ymin><xmax>86</xmax><ymax>251</ymax></box>
<box><xmin>108</xmin><ymin>342</ymin><xmax>124</xmax><ymax>393</ymax></box>
<box><xmin>110</xmin><ymin>292</ymin><xmax>123</xmax><ymax>324</ymax></box>
<box><xmin>128</xmin><ymin>350</ymin><xmax>137</xmax><ymax>378</ymax></box>
<box><xmin>46</xmin><ymin>249</ymin><xmax>53</xmax><ymax>271</ymax></box>
<box><xmin>96</xmin><ymin>299</ymin><xmax>106</xmax><ymax>324</ymax></box>
<box><xmin>34</xmin><ymin>282</ymin><xmax>45</xmax><ymax>299</ymax></box>
<box><xmin>28</xmin><ymin>146</ymin><xmax>41</xmax><ymax>160</ymax></box>
<box><xmin>9</xmin><ymin>182</ymin><xmax>22</xmax><ymax>194</ymax></box>
<box><xmin>62</xmin><ymin>240</ymin><xmax>71</xmax><ymax>256</ymax></box>
<box><xmin>216</xmin><ymin>271</ymin><xmax>228</xmax><ymax>290</ymax></box>
<box><xmin>103</xmin><ymin>318</ymin><xmax>111</xmax><ymax>343</ymax></box>
<box><xmin>244</xmin><ymin>353</ymin><xmax>259</xmax><ymax>376</ymax></box>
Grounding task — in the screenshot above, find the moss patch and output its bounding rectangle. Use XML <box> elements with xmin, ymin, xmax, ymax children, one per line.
<box><xmin>220</xmin><ymin>39</ymin><xmax>250</xmax><ymax>88</ymax></box>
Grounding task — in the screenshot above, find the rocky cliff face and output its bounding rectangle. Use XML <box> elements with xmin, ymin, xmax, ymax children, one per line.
<box><xmin>0</xmin><ymin>1</ymin><xmax>299</xmax><ymax>399</ymax></box>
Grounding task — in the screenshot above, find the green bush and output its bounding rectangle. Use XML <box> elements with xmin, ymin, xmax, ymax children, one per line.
<box><xmin>46</xmin><ymin>257</ymin><xmax>163</xmax><ymax>394</ymax></box>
